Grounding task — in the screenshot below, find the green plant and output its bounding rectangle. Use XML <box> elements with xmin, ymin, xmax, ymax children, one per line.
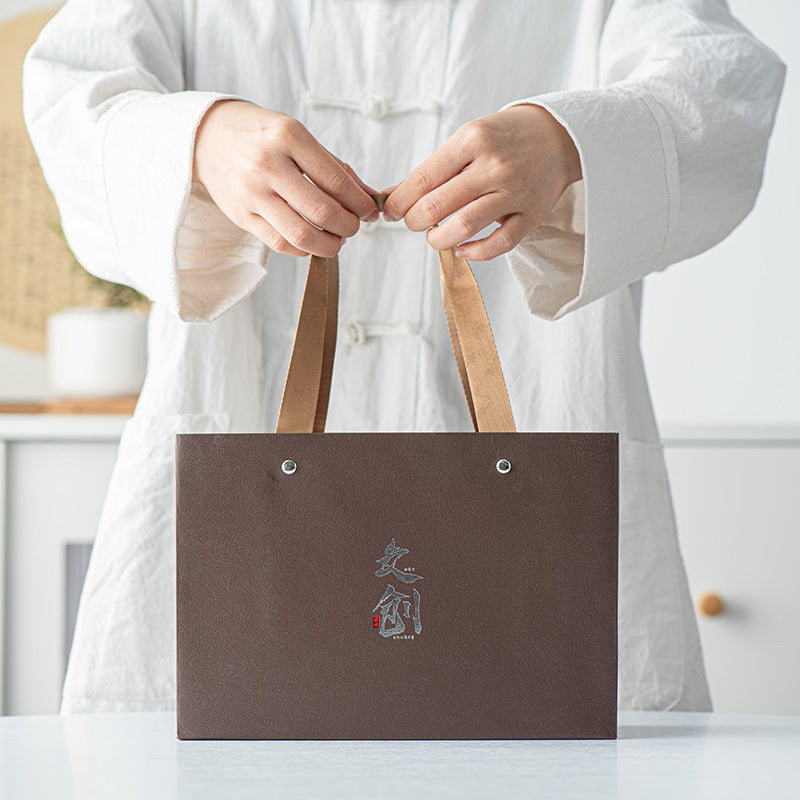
<box><xmin>47</xmin><ymin>218</ymin><xmax>148</xmax><ymax>308</ymax></box>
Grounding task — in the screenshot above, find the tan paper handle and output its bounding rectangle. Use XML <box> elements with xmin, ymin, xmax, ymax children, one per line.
<box><xmin>275</xmin><ymin>245</ymin><xmax>516</xmax><ymax>434</ymax></box>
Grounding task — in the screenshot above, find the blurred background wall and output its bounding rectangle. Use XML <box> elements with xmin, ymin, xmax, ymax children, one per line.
<box><xmin>641</xmin><ymin>2</ymin><xmax>798</xmax><ymax>430</ymax></box>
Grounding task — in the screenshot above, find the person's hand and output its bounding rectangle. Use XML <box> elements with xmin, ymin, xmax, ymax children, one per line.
<box><xmin>382</xmin><ymin>104</ymin><xmax>582</xmax><ymax>260</ymax></box>
<box><xmin>192</xmin><ymin>100</ymin><xmax>379</xmax><ymax>258</ymax></box>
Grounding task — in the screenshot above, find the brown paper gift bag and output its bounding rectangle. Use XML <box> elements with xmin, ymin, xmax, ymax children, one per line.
<box><xmin>175</xmin><ymin>243</ymin><xmax>618</xmax><ymax>740</ymax></box>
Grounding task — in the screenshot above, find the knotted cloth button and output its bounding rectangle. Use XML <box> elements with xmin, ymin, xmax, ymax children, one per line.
<box><xmin>496</xmin><ymin>458</ymin><xmax>512</xmax><ymax>474</ymax></box>
<box><xmin>281</xmin><ymin>459</ymin><xmax>297</xmax><ymax>475</ymax></box>
<box><xmin>343</xmin><ymin>321</ymin><xmax>366</xmax><ymax>345</ymax></box>
<box><xmin>360</xmin><ymin>94</ymin><xmax>388</xmax><ymax>120</ymax></box>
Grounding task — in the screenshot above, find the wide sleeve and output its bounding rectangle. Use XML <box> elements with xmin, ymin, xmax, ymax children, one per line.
<box><xmin>22</xmin><ymin>0</ymin><xmax>269</xmax><ymax>323</ymax></box>
<box><xmin>501</xmin><ymin>0</ymin><xmax>786</xmax><ymax>321</ymax></box>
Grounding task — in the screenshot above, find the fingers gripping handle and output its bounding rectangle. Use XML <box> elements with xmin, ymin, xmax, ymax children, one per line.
<box><xmin>275</xmin><ymin>248</ymin><xmax>516</xmax><ymax>434</ymax></box>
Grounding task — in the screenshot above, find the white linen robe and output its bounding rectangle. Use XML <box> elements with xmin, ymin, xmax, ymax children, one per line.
<box><xmin>22</xmin><ymin>0</ymin><xmax>785</xmax><ymax>713</ymax></box>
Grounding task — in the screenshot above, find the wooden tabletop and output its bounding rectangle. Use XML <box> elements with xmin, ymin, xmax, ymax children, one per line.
<box><xmin>0</xmin><ymin>396</ymin><xmax>138</xmax><ymax>415</ymax></box>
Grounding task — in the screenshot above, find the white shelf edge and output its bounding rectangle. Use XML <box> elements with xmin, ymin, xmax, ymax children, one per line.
<box><xmin>0</xmin><ymin>415</ymin><xmax>798</xmax><ymax>444</ymax></box>
<box><xmin>0</xmin><ymin>414</ymin><xmax>129</xmax><ymax>441</ymax></box>
<box><xmin>660</xmin><ymin>423</ymin><xmax>800</xmax><ymax>444</ymax></box>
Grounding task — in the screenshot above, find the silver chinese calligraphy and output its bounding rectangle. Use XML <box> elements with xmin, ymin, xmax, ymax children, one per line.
<box><xmin>375</xmin><ymin>538</ymin><xmax>424</xmax><ymax>584</ymax></box>
<box><xmin>372</xmin><ymin>584</ymin><xmax>422</xmax><ymax>637</ymax></box>
<box><xmin>373</xmin><ymin>539</ymin><xmax>422</xmax><ymax>638</ymax></box>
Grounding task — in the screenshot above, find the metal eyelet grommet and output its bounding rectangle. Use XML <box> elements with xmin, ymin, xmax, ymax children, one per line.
<box><xmin>281</xmin><ymin>459</ymin><xmax>297</xmax><ymax>475</ymax></box>
<box><xmin>496</xmin><ymin>458</ymin><xmax>512</xmax><ymax>474</ymax></box>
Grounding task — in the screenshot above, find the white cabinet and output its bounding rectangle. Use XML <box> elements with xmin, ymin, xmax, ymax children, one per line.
<box><xmin>0</xmin><ymin>415</ymin><xmax>125</xmax><ymax>715</ymax></box>
<box><xmin>663</xmin><ymin>428</ymin><xmax>800</xmax><ymax>714</ymax></box>
<box><xmin>1</xmin><ymin>418</ymin><xmax>798</xmax><ymax>715</ymax></box>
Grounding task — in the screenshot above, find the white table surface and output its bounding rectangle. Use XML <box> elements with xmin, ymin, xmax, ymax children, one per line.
<box><xmin>1</xmin><ymin>711</ymin><xmax>799</xmax><ymax>799</ymax></box>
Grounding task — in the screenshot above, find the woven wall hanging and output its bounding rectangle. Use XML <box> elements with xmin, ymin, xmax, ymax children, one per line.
<box><xmin>0</xmin><ymin>8</ymin><xmax>150</xmax><ymax>354</ymax></box>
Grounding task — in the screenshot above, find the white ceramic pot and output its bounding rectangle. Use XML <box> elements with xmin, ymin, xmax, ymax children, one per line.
<box><xmin>46</xmin><ymin>307</ymin><xmax>148</xmax><ymax>398</ymax></box>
